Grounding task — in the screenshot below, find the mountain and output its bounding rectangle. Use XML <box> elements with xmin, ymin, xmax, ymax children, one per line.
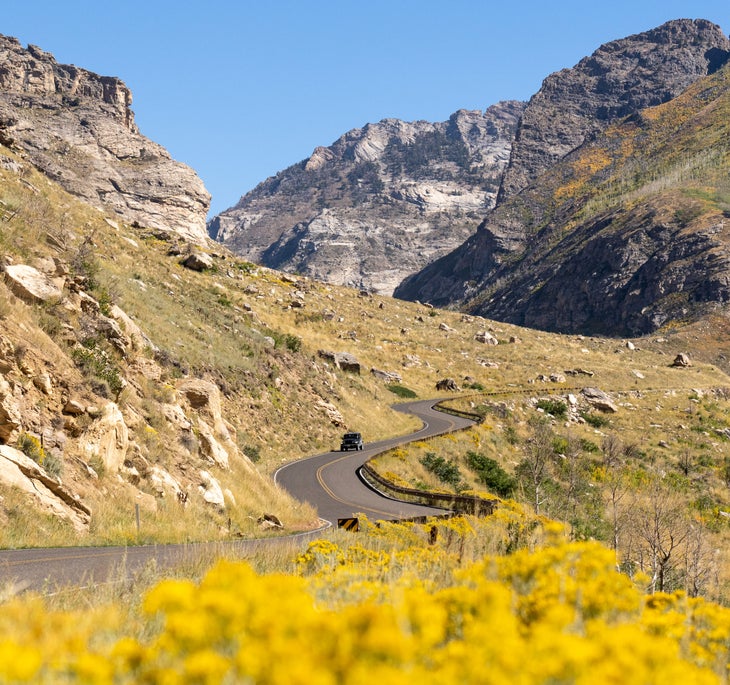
<box><xmin>497</xmin><ymin>18</ymin><xmax>730</xmax><ymax>202</ymax></box>
<box><xmin>0</xmin><ymin>35</ymin><xmax>210</xmax><ymax>243</ymax></box>
<box><xmin>395</xmin><ymin>19</ymin><xmax>730</xmax><ymax>335</ymax></box>
<box><xmin>208</xmin><ymin>102</ymin><xmax>524</xmax><ymax>294</ymax></box>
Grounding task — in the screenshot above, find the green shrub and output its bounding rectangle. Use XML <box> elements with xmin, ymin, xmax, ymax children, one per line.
<box><xmin>504</xmin><ymin>425</ymin><xmax>519</xmax><ymax>445</ymax></box>
<box><xmin>536</xmin><ymin>398</ymin><xmax>567</xmax><ymax>418</ymax></box>
<box><xmin>17</xmin><ymin>432</ymin><xmax>63</xmax><ymax>479</ymax></box>
<box><xmin>580</xmin><ymin>411</ymin><xmax>609</xmax><ymax>428</ymax></box>
<box><xmin>265</xmin><ymin>329</ymin><xmax>302</xmax><ymax>353</ymax></box>
<box><xmin>243</xmin><ymin>445</ymin><xmax>261</xmax><ymax>463</ymax></box>
<box><xmin>386</xmin><ymin>384</ymin><xmax>417</xmax><ymax>399</ymax></box>
<box><xmin>420</xmin><ymin>452</ymin><xmax>463</xmax><ymax>488</ymax></box>
<box><xmin>580</xmin><ymin>438</ymin><xmax>600</xmax><ymax>453</ymax></box>
<box><xmin>71</xmin><ymin>339</ymin><xmax>124</xmax><ymax>398</ymax></box>
<box><xmin>465</xmin><ymin>451</ymin><xmax>515</xmax><ymax>497</ymax></box>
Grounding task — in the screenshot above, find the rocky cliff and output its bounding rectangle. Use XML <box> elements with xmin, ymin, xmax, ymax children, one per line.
<box><xmin>0</xmin><ymin>35</ymin><xmax>210</xmax><ymax>243</ymax></box>
<box><xmin>395</xmin><ymin>19</ymin><xmax>730</xmax><ymax>335</ymax></box>
<box><xmin>497</xmin><ymin>18</ymin><xmax>730</xmax><ymax>201</ymax></box>
<box><xmin>398</xmin><ymin>42</ymin><xmax>730</xmax><ymax>335</ymax></box>
<box><xmin>209</xmin><ymin>102</ymin><xmax>524</xmax><ymax>294</ymax></box>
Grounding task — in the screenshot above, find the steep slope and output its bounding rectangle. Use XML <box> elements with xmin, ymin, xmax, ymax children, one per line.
<box><xmin>395</xmin><ymin>19</ymin><xmax>730</xmax><ymax>332</ymax></box>
<box><xmin>398</xmin><ymin>58</ymin><xmax>730</xmax><ymax>336</ymax></box>
<box><xmin>209</xmin><ymin>103</ymin><xmax>524</xmax><ymax>294</ymax></box>
<box><xmin>0</xmin><ymin>35</ymin><xmax>210</xmax><ymax>243</ymax></box>
<box><xmin>497</xmin><ymin>18</ymin><xmax>730</xmax><ymax>201</ymax></box>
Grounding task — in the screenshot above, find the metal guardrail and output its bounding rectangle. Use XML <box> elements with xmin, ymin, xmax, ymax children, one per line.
<box><xmin>358</xmin><ymin>463</ymin><xmax>497</xmax><ymax>516</ymax></box>
<box><xmin>359</xmin><ymin>401</ymin><xmax>497</xmax><ymax>517</ymax></box>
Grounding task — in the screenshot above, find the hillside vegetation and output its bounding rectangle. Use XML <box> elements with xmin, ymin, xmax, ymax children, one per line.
<box><xmin>4</xmin><ymin>22</ymin><xmax>730</xmax><ymax>682</ymax></box>
<box><xmin>395</xmin><ymin>34</ymin><xmax>730</xmax><ymax>339</ymax></box>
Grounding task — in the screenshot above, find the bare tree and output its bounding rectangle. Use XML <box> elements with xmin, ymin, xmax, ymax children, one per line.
<box><xmin>683</xmin><ymin>522</ymin><xmax>719</xmax><ymax>599</ymax></box>
<box><xmin>633</xmin><ymin>475</ymin><xmax>691</xmax><ymax>594</ymax></box>
<box><xmin>600</xmin><ymin>434</ymin><xmax>632</xmax><ymax>563</ymax></box>
<box><xmin>517</xmin><ymin>417</ymin><xmax>554</xmax><ymax>515</ymax></box>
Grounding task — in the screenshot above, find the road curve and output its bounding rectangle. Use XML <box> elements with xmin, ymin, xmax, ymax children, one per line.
<box><xmin>0</xmin><ymin>399</ymin><xmax>474</xmax><ymax>593</ymax></box>
<box><xmin>275</xmin><ymin>399</ymin><xmax>476</xmax><ymax>524</ymax></box>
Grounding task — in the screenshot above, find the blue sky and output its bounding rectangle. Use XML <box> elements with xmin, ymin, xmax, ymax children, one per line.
<box><xmin>4</xmin><ymin>2</ymin><xmax>730</xmax><ymax>217</ymax></box>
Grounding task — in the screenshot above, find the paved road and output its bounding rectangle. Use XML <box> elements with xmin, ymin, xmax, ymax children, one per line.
<box><xmin>275</xmin><ymin>399</ymin><xmax>476</xmax><ymax>524</ymax></box>
<box><xmin>0</xmin><ymin>399</ymin><xmax>474</xmax><ymax>593</ymax></box>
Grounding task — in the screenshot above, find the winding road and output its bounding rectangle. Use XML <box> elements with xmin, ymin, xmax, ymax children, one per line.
<box><xmin>275</xmin><ymin>399</ymin><xmax>475</xmax><ymax>523</ymax></box>
<box><xmin>0</xmin><ymin>399</ymin><xmax>475</xmax><ymax>593</ymax></box>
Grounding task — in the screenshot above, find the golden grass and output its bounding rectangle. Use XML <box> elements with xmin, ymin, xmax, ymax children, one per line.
<box><xmin>1</xmin><ymin>139</ymin><xmax>730</xmax><ymax>555</ymax></box>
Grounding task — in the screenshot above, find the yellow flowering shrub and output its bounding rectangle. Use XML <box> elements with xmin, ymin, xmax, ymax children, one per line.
<box><xmin>0</xmin><ymin>515</ymin><xmax>729</xmax><ymax>683</ymax></box>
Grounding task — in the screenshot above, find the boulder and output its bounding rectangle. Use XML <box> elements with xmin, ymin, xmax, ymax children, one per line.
<box><xmin>436</xmin><ymin>378</ymin><xmax>460</xmax><ymax>392</ymax></box>
<box><xmin>672</xmin><ymin>353</ymin><xmax>692</xmax><ymax>368</ymax></box>
<box><xmin>63</xmin><ymin>399</ymin><xmax>86</xmax><ymax>416</ymax></box>
<box><xmin>182</xmin><ymin>252</ymin><xmax>214</xmax><ymax>272</ymax></box>
<box><xmin>149</xmin><ymin>465</ymin><xmax>185</xmax><ymax>500</ymax></box>
<box><xmin>4</xmin><ymin>264</ymin><xmax>63</xmax><ymax>303</ymax></box>
<box><xmin>317</xmin><ymin>350</ymin><xmax>361</xmax><ymax>374</ymax></box>
<box><xmin>581</xmin><ymin>387</ymin><xmax>618</xmax><ymax>413</ymax></box>
<box><xmin>370</xmin><ymin>368</ymin><xmax>403</xmax><ymax>383</ymax></box>
<box><xmin>109</xmin><ymin>304</ymin><xmax>158</xmax><ymax>353</ymax></box>
<box><xmin>475</xmin><ymin>331</ymin><xmax>499</xmax><ymax>345</ymax></box>
<box><xmin>316</xmin><ymin>399</ymin><xmax>345</xmax><ymax>427</ymax></box>
<box><xmin>199</xmin><ymin>470</ymin><xmax>225</xmax><ymax>509</ymax></box>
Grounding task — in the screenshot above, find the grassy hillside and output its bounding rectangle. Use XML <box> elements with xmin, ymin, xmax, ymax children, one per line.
<box><xmin>2</xmin><ymin>137</ymin><xmax>730</xmax><ymax>561</ymax></box>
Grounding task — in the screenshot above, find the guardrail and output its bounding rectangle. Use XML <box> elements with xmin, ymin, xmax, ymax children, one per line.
<box><xmin>358</xmin><ymin>463</ymin><xmax>497</xmax><ymax>516</ymax></box>
<box><xmin>359</xmin><ymin>400</ymin><xmax>497</xmax><ymax>517</ymax></box>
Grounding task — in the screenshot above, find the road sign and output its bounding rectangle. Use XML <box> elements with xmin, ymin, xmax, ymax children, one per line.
<box><xmin>337</xmin><ymin>517</ymin><xmax>359</xmax><ymax>532</ymax></box>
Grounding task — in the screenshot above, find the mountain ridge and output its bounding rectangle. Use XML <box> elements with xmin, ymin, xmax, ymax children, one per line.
<box><xmin>394</xmin><ymin>18</ymin><xmax>730</xmax><ymax>335</ymax></box>
<box><xmin>0</xmin><ymin>34</ymin><xmax>211</xmax><ymax>243</ymax></box>
<box><xmin>208</xmin><ymin>101</ymin><xmax>524</xmax><ymax>294</ymax></box>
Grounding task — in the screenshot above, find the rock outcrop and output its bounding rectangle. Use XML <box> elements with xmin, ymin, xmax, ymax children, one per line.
<box><xmin>209</xmin><ymin>103</ymin><xmax>524</xmax><ymax>294</ymax></box>
<box><xmin>0</xmin><ymin>445</ymin><xmax>91</xmax><ymax>531</ymax></box>
<box><xmin>497</xmin><ymin>18</ymin><xmax>730</xmax><ymax>201</ymax></box>
<box><xmin>0</xmin><ymin>35</ymin><xmax>210</xmax><ymax>242</ymax></box>
<box><xmin>395</xmin><ymin>20</ymin><xmax>730</xmax><ymax>335</ymax></box>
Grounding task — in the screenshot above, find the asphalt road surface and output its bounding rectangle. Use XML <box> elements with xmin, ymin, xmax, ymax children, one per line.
<box><xmin>275</xmin><ymin>399</ymin><xmax>476</xmax><ymax>523</ymax></box>
<box><xmin>0</xmin><ymin>399</ymin><xmax>474</xmax><ymax>593</ymax></box>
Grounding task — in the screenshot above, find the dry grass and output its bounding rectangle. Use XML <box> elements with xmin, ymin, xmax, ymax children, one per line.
<box><xmin>2</xmin><ymin>140</ymin><xmax>730</xmax><ymax>556</ymax></box>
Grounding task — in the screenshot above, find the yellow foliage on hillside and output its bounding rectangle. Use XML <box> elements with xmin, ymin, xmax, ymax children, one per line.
<box><xmin>554</xmin><ymin>148</ymin><xmax>612</xmax><ymax>203</ymax></box>
<box><xmin>1</xmin><ymin>516</ymin><xmax>730</xmax><ymax>683</ymax></box>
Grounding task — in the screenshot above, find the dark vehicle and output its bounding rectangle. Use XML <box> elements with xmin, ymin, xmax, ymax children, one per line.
<box><xmin>340</xmin><ymin>432</ymin><xmax>364</xmax><ymax>451</ymax></box>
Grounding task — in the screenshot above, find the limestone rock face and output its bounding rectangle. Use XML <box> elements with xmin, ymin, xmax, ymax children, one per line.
<box><xmin>178</xmin><ymin>379</ymin><xmax>241</xmax><ymax>470</ymax></box>
<box><xmin>0</xmin><ymin>375</ymin><xmax>22</xmax><ymax>443</ymax></box>
<box><xmin>80</xmin><ymin>402</ymin><xmax>129</xmax><ymax>474</ymax></box>
<box><xmin>209</xmin><ymin>103</ymin><xmax>525</xmax><ymax>294</ymax></box>
<box><xmin>0</xmin><ymin>445</ymin><xmax>91</xmax><ymax>531</ymax></box>
<box><xmin>0</xmin><ymin>35</ymin><xmax>210</xmax><ymax>242</ymax></box>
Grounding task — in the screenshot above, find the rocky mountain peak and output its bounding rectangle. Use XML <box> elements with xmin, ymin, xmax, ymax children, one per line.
<box><xmin>396</xmin><ymin>26</ymin><xmax>730</xmax><ymax>337</ymax></box>
<box><xmin>0</xmin><ymin>35</ymin><xmax>135</xmax><ymax>130</ymax></box>
<box><xmin>209</xmin><ymin>101</ymin><xmax>524</xmax><ymax>294</ymax></box>
<box><xmin>497</xmin><ymin>18</ymin><xmax>730</xmax><ymax>201</ymax></box>
<box><xmin>0</xmin><ymin>35</ymin><xmax>210</xmax><ymax>243</ymax></box>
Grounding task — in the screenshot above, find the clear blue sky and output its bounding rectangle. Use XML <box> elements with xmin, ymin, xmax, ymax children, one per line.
<box><xmin>4</xmin><ymin>2</ymin><xmax>730</xmax><ymax>217</ymax></box>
